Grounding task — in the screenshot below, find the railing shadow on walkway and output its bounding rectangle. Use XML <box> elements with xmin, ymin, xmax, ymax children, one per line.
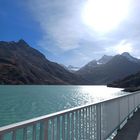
<box><xmin>113</xmin><ymin>108</ymin><xmax>140</xmax><ymax>140</ymax></box>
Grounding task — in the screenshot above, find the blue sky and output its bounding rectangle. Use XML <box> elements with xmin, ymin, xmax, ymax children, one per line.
<box><xmin>0</xmin><ymin>0</ymin><xmax>42</xmax><ymax>49</ymax></box>
<box><xmin>0</xmin><ymin>0</ymin><xmax>140</xmax><ymax>67</ymax></box>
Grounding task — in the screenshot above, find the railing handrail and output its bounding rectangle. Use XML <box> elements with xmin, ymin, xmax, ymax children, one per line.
<box><xmin>0</xmin><ymin>90</ymin><xmax>139</xmax><ymax>134</ymax></box>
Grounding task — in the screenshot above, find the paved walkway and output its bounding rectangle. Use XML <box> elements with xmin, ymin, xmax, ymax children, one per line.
<box><xmin>113</xmin><ymin>108</ymin><xmax>140</xmax><ymax>140</ymax></box>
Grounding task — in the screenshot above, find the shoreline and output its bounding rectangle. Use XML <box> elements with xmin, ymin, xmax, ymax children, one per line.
<box><xmin>123</xmin><ymin>86</ymin><xmax>140</xmax><ymax>92</ymax></box>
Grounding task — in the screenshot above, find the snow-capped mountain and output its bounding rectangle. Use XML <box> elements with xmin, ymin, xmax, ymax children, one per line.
<box><xmin>76</xmin><ymin>53</ymin><xmax>140</xmax><ymax>84</ymax></box>
<box><xmin>121</xmin><ymin>52</ymin><xmax>139</xmax><ymax>63</ymax></box>
<box><xmin>67</xmin><ymin>65</ymin><xmax>80</xmax><ymax>72</ymax></box>
<box><xmin>98</xmin><ymin>55</ymin><xmax>113</xmax><ymax>64</ymax></box>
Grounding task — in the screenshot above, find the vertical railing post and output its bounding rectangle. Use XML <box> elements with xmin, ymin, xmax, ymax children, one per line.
<box><xmin>62</xmin><ymin>115</ymin><xmax>65</xmax><ymax>140</ymax></box>
<box><xmin>118</xmin><ymin>98</ymin><xmax>120</xmax><ymax>126</ymax></box>
<box><xmin>97</xmin><ymin>103</ymin><xmax>101</xmax><ymax>140</ymax></box>
<box><xmin>23</xmin><ymin>127</ymin><xmax>27</xmax><ymax>140</ymax></box>
<box><xmin>85</xmin><ymin>108</ymin><xmax>88</xmax><ymax>139</ymax></box>
<box><xmin>44</xmin><ymin>120</ymin><xmax>48</xmax><ymax>140</ymax></box>
<box><xmin>67</xmin><ymin>113</ymin><xmax>70</xmax><ymax>140</ymax></box>
<box><xmin>0</xmin><ymin>134</ymin><xmax>3</xmax><ymax>140</ymax></box>
<box><xmin>82</xmin><ymin>109</ymin><xmax>85</xmax><ymax>139</ymax></box>
<box><xmin>57</xmin><ymin>117</ymin><xmax>60</xmax><ymax>140</ymax></box>
<box><xmin>39</xmin><ymin>120</ymin><xmax>48</xmax><ymax>140</ymax></box>
<box><xmin>12</xmin><ymin>130</ymin><xmax>16</xmax><ymax>140</ymax></box>
<box><xmin>75</xmin><ymin>111</ymin><xmax>78</xmax><ymax>140</ymax></box>
<box><xmin>128</xmin><ymin>96</ymin><xmax>130</xmax><ymax>117</ymax></box>
<box><xmin>139</xmin><ymin>93</ymin><xmax>140</xmax><ymax>108</ymax></box>
<box><xmin>91</xmin><ymin>106</ymin><xmax>94</xmax><ymax>139</ymax></box>
<box><xmin>40</xmin><ymin>122</ymin><xmax>44</xmax><ymax>140</ymax></box>
<box><xmin>133</xmin><ymin>95</ymin><xmax>135</xmax><ymax>112</ymax></box>
<box><xmin>33</xmin><ymin>124</ymin><xmax>36</xmax><ymax>140</ymax></box>
<box><xmin>79</xmin><ymin>110</ymin><xmax>81</xmax><ymax>140</ymax></box>
<box><xmin>51</xmin><ymin>119</ymin><xmax>54</xmax><ymax>140</ymax></box>
<box><xmin>127</xmin><ymin>96</ymin><xmax>129</xmax><ymax>118</ymax></box>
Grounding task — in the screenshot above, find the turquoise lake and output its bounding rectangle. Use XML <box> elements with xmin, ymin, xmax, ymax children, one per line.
<box><xmin>0</xmin><ymin>85</ymin><xmax>128</xmax><ymax>127</ymax></box>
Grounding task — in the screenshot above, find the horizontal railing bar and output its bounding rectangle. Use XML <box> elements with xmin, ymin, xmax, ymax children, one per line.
<box><xmin>0</xmin><ymin>90</ymin><xmax>139</xmax><ymax>135</ymax></box>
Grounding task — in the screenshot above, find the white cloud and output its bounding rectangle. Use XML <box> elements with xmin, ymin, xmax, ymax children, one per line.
<box><xmin>26</xmin><ymin>0</ymin><xmax>140</xmax><ymax>66</ymax></box>
<box><xmin>114</xmin><ymin>40</ymin><xmax>133</xmax><ymax>54</ymax></box>
<box><xmin>27</xmin><ymin>0</ymin><xmax>91</xmax><ymax>52</ymax></box>
<box><xmin>104</xmin><ymin>40</ymin><xmax>133</xmax><ymax>56</ymax></box>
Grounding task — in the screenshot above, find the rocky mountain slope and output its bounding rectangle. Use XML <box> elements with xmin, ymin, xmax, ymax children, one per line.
<box><xmin>0</xmin><ymin>40</ymin><xmax>86</xmax><ymax>84</ymax></box>
<box><xmin>108</xmin><ymin>71</ymin><xmax>140</xmax><ymax>88</ymax></box>
<box><xmin>77</xmin><ymin>55</ymin><xmax>113</xmax><ymax>74</ymax></box>
<box><xmin>1</xmin><ymin>40</ymin><xmax>140</xmax><ymax>85</ymax></box>
<box><xmin>76</xmin><ymin>53</ymin><xmax>140</xmax><ymax>84</ymax></box>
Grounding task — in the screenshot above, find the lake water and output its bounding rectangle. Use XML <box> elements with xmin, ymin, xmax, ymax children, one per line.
<box><xmin>0</xmin><ymin>85</ymin><xmax>128</xmax><ymax>127</ymax></box>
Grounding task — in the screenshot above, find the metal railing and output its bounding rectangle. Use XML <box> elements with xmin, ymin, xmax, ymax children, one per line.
<box><xmin>0</xmin><ymin>91</ymin><xmax>140</xmax><ymax>140</ymax></box>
